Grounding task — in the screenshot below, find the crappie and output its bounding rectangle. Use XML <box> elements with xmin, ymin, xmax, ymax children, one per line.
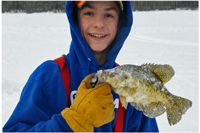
<box><xmin>91</xmin><ymin>63</ymin><xmax>192</xmax><ymax>126</ymax></box>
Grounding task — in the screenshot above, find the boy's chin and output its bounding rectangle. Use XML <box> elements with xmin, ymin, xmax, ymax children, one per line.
<box><xmin>90</xmin><ymin>47</ymin><xmax>110</xmax><ymax>54</ymax></box>
<box><xmin>91</xmin><ymin>49</ymin><xmax>105</xmax><ymax>54</ymax></box>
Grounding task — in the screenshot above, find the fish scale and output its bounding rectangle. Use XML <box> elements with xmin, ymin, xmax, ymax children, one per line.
<box><xmin>91</xmin><ymin>63</ymin><xmax>192</xmax><ymax>126</ymax></box>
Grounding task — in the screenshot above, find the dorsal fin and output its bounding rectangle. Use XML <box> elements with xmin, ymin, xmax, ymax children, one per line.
<box><xmin>142</xmin><ymin>63</ymin><xmax>175</xmax><ymax>84</ymax></box>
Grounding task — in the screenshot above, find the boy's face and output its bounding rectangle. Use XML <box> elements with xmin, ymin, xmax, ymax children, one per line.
<box><xmin>77</xmin><ymin>1</ymin><xmax>120</xmax><ymax>53</ymax></box>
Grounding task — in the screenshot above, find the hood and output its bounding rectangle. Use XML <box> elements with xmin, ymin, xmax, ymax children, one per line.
<box><xmin>65</xmin><ymin>1</ymin><xmax>133</xmax><ymax>91</ymax></box>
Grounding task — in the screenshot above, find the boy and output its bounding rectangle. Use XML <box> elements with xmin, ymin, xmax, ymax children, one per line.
<box><xmin>3</xmin><ymin>1</ymin><xmax>159</xmax><ymax>132</ymax></box>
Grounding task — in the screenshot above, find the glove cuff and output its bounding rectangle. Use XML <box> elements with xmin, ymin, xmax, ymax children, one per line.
<box><xmin>61</xmin><ymin>108</ymin><xmax>94</xmax><ymax>132</ymax></box>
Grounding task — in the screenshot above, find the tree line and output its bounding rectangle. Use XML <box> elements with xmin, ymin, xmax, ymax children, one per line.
<box><xmin>131</xmin><ymin>1</ymin><xmax>198</xmax><ymax>11</ymax></box>
<box><xmin>2</xmin><ymin>1</ymin><xmax>199</xmax><ymax>13</ymax></box>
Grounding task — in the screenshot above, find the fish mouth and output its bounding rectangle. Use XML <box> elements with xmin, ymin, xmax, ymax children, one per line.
<box><xmin>90</xmin><ymin>70</ymin><xmax>108</xmax><ymax>88</ymax></box>
<box><xmin>97</xmin><ymin>70</ymin><xmax>108</xmax><ymax>83</ymax></box>
<box><xmin>91</xmin><ymin>74</ymin><xmax>98</xmax><ymax>88</ymax></box>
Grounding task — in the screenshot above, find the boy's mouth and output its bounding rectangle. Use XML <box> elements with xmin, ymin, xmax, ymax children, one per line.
<box><xmin>89</xmin><ymin>33</ymin><xmax>107</xmax><ymax>38</ymax></box>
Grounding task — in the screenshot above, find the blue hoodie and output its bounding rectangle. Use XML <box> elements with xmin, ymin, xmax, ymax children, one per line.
<box><xmin>3</xmin><ymin>1</ymin><xmax>159</xmax><ymax>132</ymax></box>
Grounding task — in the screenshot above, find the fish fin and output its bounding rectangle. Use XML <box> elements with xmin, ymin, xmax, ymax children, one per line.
<box><xmin>119</xmin><ymin>96</ymin><xmax>128</xmax><ymax>109</ymax></box>
<box><xmin>166</xmin><ymin>95</ymin><xmax>192</xmax><ymax>126</ymax></box>
<box><xmin>130</xmin><ymin>102</ymin><xmax>144</xmax><ymax>111</ymax></box>
<box><xmin>131</xmin><ymin>102</ymin><xmax>166</xmax><ymax>118</ymax></box>
<box><xmin>142</xmin><ymin>63</ymin><xmax>175</xmax><ymax>84</ymax></box>
<box><xmin>142</xmin><ymin>102</ymin><xmax>166</xmax><ymax>118</ymax></box>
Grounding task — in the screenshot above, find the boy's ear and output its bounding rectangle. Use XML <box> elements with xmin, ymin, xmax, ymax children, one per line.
<box><xmin>117</xmin><ymin>17</ymin><xmax>123</xmax><ymax>31</ymax></box>
<box><xmin>117</xmin><ymin>21</ymin><xmax>121</xmax><ymax>31</ymax></box>
<box><xmin>117</xmin><ymin>10</ymin><xmax>124</xmax><ymax>30</ymax></box>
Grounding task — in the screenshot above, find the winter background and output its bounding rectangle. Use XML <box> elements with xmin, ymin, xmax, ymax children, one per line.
<box><xmin>2</xmin><ymin>10</ymin><xmax>199</xmax><ymax>132</ymax></box>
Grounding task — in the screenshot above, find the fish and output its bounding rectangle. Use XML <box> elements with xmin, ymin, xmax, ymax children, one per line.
<box><xmin>91</xmin><ymin>63</ymin><xmax>192</xmax><ymax>126</ymax></box>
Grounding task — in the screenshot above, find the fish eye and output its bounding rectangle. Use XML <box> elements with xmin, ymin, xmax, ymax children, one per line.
<box><xmin>119</xmin><ymin>75</ymin><xmax>129</xmax><ymax>81</ymax></box>
<box><xmin>124</xmin><ymin>75</ymin><xmax>128</xmax><ymax>79</ymax></box>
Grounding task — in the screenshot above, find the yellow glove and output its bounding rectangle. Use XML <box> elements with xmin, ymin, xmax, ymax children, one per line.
<box><xmin>61</xmin><ymin>73</ymin><xmax>115</xmax><ymax>132</ymax></box>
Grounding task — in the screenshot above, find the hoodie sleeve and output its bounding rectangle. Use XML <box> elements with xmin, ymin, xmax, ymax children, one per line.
<box><xmin>3</xmin><ymin>61</ymin><xmax>73</xmax><ymax>132</ymax></box>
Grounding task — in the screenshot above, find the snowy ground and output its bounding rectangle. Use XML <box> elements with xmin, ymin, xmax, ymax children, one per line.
<box><xmin>2</xmin><ymin>10</ymin><xmax>199</xmax><ymax>132</ymax></box>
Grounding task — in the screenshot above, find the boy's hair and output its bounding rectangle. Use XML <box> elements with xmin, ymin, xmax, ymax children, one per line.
<box><xmin>72</xmin><ymin>2</ymin><xmax>124</xmax><ymax>26</ymax></box>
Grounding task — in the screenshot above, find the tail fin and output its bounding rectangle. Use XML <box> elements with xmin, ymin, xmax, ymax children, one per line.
<box><xmin>166</xmin><ymin>95</ymin><xmax>192</xmax><ymax>125</ymax></box>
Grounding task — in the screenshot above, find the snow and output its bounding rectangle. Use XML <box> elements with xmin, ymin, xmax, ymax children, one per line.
<box><xmin>2</xmin><ymin>11</ymin><xmax>199</xmax><ymax>132</ymax></box>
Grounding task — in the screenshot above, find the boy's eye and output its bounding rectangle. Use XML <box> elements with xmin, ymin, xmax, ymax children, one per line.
<box><xmin>105</xmin><ymin>14</ymin><xmax>114</xmax><ymax>18</ymax></box>
<box><xmin>84</xmin><ymin>12</ymin><xmax>93</xmax><ymax>16</ymax></box>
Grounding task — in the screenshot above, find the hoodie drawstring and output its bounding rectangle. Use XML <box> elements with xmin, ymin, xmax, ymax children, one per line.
<box><xmin>86</xmin><ymin>58</ymin><xmax>91</xmax><ymax>76</ymax></box>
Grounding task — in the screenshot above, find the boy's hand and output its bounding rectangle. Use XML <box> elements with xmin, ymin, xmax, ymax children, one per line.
<box><xmin>61</xmin><ymin>73</ymin><xmax>115</xmax><ymax>132</ymax></box>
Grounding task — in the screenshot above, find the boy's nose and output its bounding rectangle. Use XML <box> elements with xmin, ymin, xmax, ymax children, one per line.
<box><xmin>92</xmin><ymin>16</ymin><xmax>105</xmax><ymax>28</ymax></box>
